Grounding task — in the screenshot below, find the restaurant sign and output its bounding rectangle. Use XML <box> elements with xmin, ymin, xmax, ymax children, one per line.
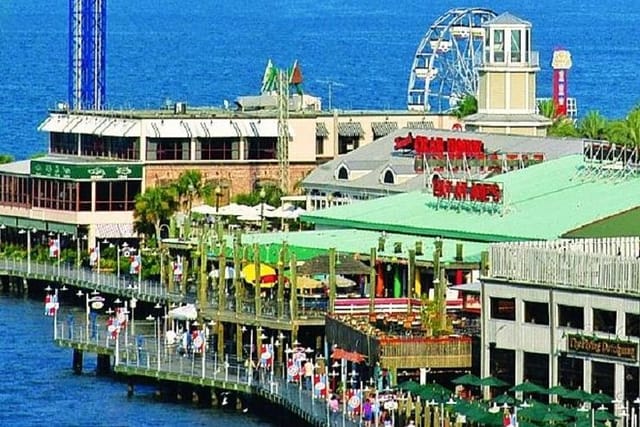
<box><xmin>567</xmin><ymin>334</ymin><xmax>638</xmax><ymax>362</ymax></box>
<box><xmin>433</xmin><ymin>178</ymin><xmax>503</xmax><ymax>204</ymax></box>
<box><xmin>31</xmin><ymin>160</ymin><xmax>143</xmax><ymax>180</ymax></box>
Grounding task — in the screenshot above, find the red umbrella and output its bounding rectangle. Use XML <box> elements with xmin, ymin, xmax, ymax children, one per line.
<box><xmin>331</xmin><ymin>348</ymin><xmax>366</xmax><ymax>363</ymax></box>
<box><xmin>375</xmin><ymin>262</ymin><xmax>384</xmax><ymax>297</ymax></box>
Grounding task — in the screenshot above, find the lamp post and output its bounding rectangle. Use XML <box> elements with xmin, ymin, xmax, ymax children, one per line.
<box><xmin>215</xmin><ymin>185</ymin><xmax>222</xmax><ymax>215</ymax></box>
<box><xmin>130</xmin><ymin>297</ymin><xmax>137</xmax><ymax>336</ymax></box>
<box><xmin>259</xmin><ymin>187</ymin><xmax>267</xmax><ymax>233</ymax></box>
<box><xmin>146</xmin><ymin>314</ymin><xmax>161</xmax><ymax>371</ymax></box>
<box><xmin>18</xmin><ymin>228</ymin><xmax>36</xmax><ymax>274</ymax></box>
<box><xmin>0</xmin><ymin>223</ymin><xmax>5</xmax><ymax>245</ymax></box>
<box><xmin>77</xmin><ymin>289</ymin><xmax>104</xmax><ymax>342</ymax></box>
<box><xmin>631</xmin><ymin>396</ymin><xmax>640</xmax><ymax>427</ymax></box>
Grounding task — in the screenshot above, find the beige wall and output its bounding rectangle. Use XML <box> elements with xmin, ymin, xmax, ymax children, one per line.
<box><xmin>510</xmin><ymin>73</ymin><xmax>526</xmax><ymax>110</ymax></box>
<box><xmin>487</xmin><ymin>73</ymin><xmax>506</xmax><ymax>110</ymax></box>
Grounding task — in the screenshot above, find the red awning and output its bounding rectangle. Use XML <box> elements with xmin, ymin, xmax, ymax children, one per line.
<box><xmin>331</xmin><ymin>348</ymin><xmax>366</xmax><ymax>363</ymax></box>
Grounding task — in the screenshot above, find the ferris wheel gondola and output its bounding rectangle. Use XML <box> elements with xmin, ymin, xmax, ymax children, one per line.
<box><xmin>407</xmin><ymin>7</ymin><xmax>497</xmax><ymax>113</ymax></box>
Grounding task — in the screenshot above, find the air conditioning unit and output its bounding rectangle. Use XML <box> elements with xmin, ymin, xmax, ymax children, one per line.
<box><xmin>174</xmin><ymin>102</ymin><xmax>187</xmax><ymax>114</ymax></box>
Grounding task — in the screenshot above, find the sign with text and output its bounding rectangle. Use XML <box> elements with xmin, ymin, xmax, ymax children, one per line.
<box><xmin>432</xmin><ymin>178</ymin><xmax>503</xmax><ymax>204</ymax></box>
<box><xmin>567</xmin><ymin>334</ymin><xmax>638</xmax><ymax>362</ymax></box>
<box><xmin>31</xmin><ymin>160</ymin><xmax>143</xmax><ymax>181</ymax></box>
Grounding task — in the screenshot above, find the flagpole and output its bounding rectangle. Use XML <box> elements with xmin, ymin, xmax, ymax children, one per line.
<box><xmin>138</xmin><ymin>252</ymin><xmax>142</xmax><ymax>288</ymax></box>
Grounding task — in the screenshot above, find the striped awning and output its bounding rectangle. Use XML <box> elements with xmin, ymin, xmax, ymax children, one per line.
<box><xmin>337</xmin><ymin>122</ymin><xmax>364</xmax><ymax>137</ymax></box>
<box><xmin>371</xmin><ymin>121</ymin><xmax>398</xmax><ymax>137</ymax></box>
<box><xmin>316</xmin><ymin>122</ymin><xmax>329</xmax><ymax>137</ymax></box>
<box><xmin>94</xmin><ymin>223</ymin><xmax>136</xmax><ymax>238</ymax></box>
<box><xmin>407</xmin><ymin>120</ymin><xmax>435</xmax><ymax>129</ymax></box>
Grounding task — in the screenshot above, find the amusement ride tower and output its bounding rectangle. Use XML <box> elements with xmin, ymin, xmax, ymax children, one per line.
<box><xmin>68</xmin><ymin>0</ymin><xmax>106</xmax><ymax>110</ymax></box>
<box><xmin>551</xmin><ymin>49</ymin><xmax>573</xmax><ymax>117</ymax></box>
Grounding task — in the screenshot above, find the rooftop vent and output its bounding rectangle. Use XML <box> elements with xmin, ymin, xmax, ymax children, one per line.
<box><xmin>174</xmin><ymin>102</ymin><xmax>187</xmax><ymax>114</ymax></box>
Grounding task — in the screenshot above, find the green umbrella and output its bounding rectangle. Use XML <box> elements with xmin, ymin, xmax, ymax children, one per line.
<box><xmin>547</xmin><ymin>384</ymin><xmax>572</xmax><ymax>397</ymax></box>
<box><xmin>491</xmin><ymin>392</ymin><xmax>518</xmax><ymax>405</ymax></box>
<box><xmin>565</xmin><ymin>388</ymin><xmax>593</xmax><ymax>401</ymax></box>
<box><xmin>593</xmin><ymin>409</ymin><xmax>617</xmax><ymax>422</ymax></box>
<box><xmin>542</xmin><ymin>410</ymin><xmax>569</xmax><ymax>424</ymax></box>
<box><xmin>398</xmin><ymin>379</ymin><xmax>421</xmax><ymax>393</ymax></box>
<box><xmin>589</xmin><ymin>391</ymin><xmax>613</xmax><ymax>405</ymax></box>
<box><xmin>452</xmin><ymin>373</ymin><xmax>482</xmax><ymax>386</ymax></box>
<box><xmin>480</xmin><ymin>376</ymin><xmax>509</xmax><ymax>387</ymax></box>
<box><xmin>510</xmin><ymin>380</ymin><xmax>547</xmax><ymax>394</ymax></box>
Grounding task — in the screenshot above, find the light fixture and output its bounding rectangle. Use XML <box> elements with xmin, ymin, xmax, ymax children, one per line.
<box><xmin>44</xmin><ymin>285</ymin><xmax>52</xmax><ymax>292</ymax></box>
<box><xmin>76</xmin><ymin>290</ymin><xmax>84</xmax><ymax>297</ymax></box>
<box><xmin>0</xmin><ymin>224</ymin><xmax>5</xmax><ymax>230</ymax></box>
<box><xmin>61</xmin><ymin>285</ymin><xmax>68</xmax><ymax>291</ymax></box>
<box><xmin>154</xmin><ymin>302</ymin><xmax>162</xmax><ymax>309</ymax></box>
<box><xmin>114</xmin><ymin>298</ymin><xmax>122</xmax><ymax>304</ymax></box>
<box><xmin>146</xmin><ymin>315</ymin><xmax>154</xmax><ymax>321</ymax></box>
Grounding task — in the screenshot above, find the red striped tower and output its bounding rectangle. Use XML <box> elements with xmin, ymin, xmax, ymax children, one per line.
<box><xmin>551</xmin><ymin>49</ymin><xmax>573</xmax><ymax>116</ymax></box>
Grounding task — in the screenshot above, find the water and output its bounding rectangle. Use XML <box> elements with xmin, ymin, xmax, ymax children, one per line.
<box><xmin>0</xmin><ymin>1</ymin><xmax>638</xmax><ymax>424</ymax></box>
<box><xmin>0</xmin><ymin>293</ymin><xmax>274</xmax><ymax>426</ymax></box>
<box><xmin>1</xmin><ymin>1</ymin><xmax>639</xmax><ymax>160</ymax></box>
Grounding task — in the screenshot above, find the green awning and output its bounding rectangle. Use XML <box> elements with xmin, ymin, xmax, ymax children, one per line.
<box><xmin>337</xmin><ymin>122</ymin><xmax>364</xmax><ymax>137</ymax></box>
<box><xmin>47</xmin><ymin>222</ymin><xmax>78</xmax><ymax>235</ymax></box>
<box><xmin>407</xmin><ymin>120</ymin><xmax>435</xmax><ymax>129</ymax></box>
<box><xmin>371</xmin><ymin>121</ymin><xmax>398</xmax><ymax>137</ymax></box>
<box><xmin>17</xmin><ymin>218</ymin><xmax>47</xmax><ymax>231</ymax></box>
<box><xmin>316</xmin><ymin>122</ymin><xmax>329</xmax><ymax>137</ymax></box>
<box><xmin>0</xmin><ymin>215</ymin><xmax>18</xmax><ymax>228</ymax></box>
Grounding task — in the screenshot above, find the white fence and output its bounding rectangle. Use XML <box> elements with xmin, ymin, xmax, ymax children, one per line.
<box><xmin>489</xmin><ymin>238</ymin><xmax>640</xmax><ymax>296</ymax></box>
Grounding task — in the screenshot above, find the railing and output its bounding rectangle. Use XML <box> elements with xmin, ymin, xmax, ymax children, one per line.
<box><xmin>489</xmin><ymin>242</ymin><xmax>640</xmax><ymax>296</ymax></box>
<box><xmin>0</xmin><ymin>257</ymin><xmax>180</xmax><ymax>303</ymax></box>
<box><xmin>55</xmin><ymin>320</ymin><xmax>360</xmax><ymax>427</ymax></box>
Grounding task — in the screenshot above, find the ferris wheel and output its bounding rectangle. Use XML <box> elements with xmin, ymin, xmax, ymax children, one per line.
<box><xmin>407</xmin><ymin>7</ymin><xmax>497</xmax><ymax>113</ymax></box>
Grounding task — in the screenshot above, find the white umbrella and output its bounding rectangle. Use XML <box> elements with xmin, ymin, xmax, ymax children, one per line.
<box><xmin>238</xmin><ymin>212</ymin><xmax>263</xmax><ymax>222</ymax></box>
<box><xmin>217</xmin><ymin>203</ymin><xmax>254</xmax><ymax>217</ymax></box>
<box><xmin>252</xmin><ymin>202</ymin><xmax>275</xmax><ymax>214</ymax></box>
<box><xmin>192</xmin><ymin>204</ymin><xmax>218</xmax><ymax>215</ymax></box>
<box><xmin>168</xmin><ymin>304</ymin><xmax>198</xmax><ymax>321</ymax></box>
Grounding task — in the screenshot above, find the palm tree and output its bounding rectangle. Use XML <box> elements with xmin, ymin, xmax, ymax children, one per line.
<box><xmin>537</xmin><ymin>99</ymin><xmax>557</xmax><ymax>119</ymax></box>
<box><xmin>605</xmin><ymin>108</ymin><xmax>640</xmax><ymax>147</ymax></box>
<box><xmin>133</xmin><ymin>186</ymin><xmax>178</xmax><ymax>247</ymax></box>
<box><xmin>172</xmin><ymin>169</ymin><xmax>212</xmax><ymax>213</ymax></box>
<box><xmin>537</xmin><ymin>99</ymin><xmax>578</xmax><ymax>137</ymax></box>
<box><xmin>452</xmin><ymin>95</ymin><xmax>478</xmax><ymax>118</ymax></box>
<box><xmin>577</xmin><ymin>111</ymin><xmax>607</xmax><ymax>140</ymax></box>
<box><xmin>0</xmin><ymin>154</ymin><xmax>14</xmax><ymax>164</ymax></box>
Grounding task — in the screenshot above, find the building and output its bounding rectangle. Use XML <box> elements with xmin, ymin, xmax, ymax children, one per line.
<box><xmin>0</xmin><ymin>106</ymin><xmax>457</xmax><ymax>244</ymax></box>
<box><xmin>463</xmin><ymin>12</ymin><xmax>552</xmax><ymax>135</ymax></box>
<box><xmin>483</xmin><ymin>238</ymin><xmax>639</xmax><ymax>411</ymax></box>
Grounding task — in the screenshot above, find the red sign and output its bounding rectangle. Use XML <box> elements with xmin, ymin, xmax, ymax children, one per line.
<box><xmin>432</xmin><ymin>178</ymin><xmax>503</xmax><ymax>204</ymax></box>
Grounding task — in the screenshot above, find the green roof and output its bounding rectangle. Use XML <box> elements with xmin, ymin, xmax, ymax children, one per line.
<box><xmin>301</xmin><ymin>155</ymin><xmax>640</xmax><ymax>242</ymax></box>
<box><xmin>226</xmin><ymin>229</ymin><xmax>487</xmax><ymax>265</ymax></box>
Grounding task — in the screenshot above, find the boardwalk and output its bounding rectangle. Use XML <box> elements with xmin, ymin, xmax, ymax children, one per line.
<box><xmin>55</xmin><ymin>321</ymin><xmax>362</xmax><ymax>427</ymax></box>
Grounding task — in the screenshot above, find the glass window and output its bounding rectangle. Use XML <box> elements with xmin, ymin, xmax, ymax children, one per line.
<box><xmin>591</xmin><ymin>361</ymin><xmax>614</xmax><ymax>398</ymax></box>
<box><xmin>558</xmin><ymin>354</ymin><xmax>583</xmax><ymax>392</ymax></box>
<box><xmin>524</xmin><ymin>301</ymin><xmax>549</xmax><ymax>325</ymax></box>
<box><xmin>316</xmin><ymin>136</ymin><xmax>324</xmax><ymax>156</ymax></box>
<box><xmin>625</xmin><ymin>312</ymin><xmax>639</xmax><ymax>338</ymax></box>
<box><xmin>624</xmin><ymin>365</ymin><xmax>639</xmax><ymax>403</ymax></box>
<box><xmin>338</xmin><ymin>136</ymin><xmax>359</xmax><ymax>154</ymax></box>
<box><xmin>493</xmin><ymin>29</ymin><xmax>504</xmax><ymax>62</ymax></box>
<box><xmin>523</xmin><ymin>352</ymin><xmax>549</xmax><ymax>400</ymax></box>
<box><xmin>510</xmin><ymin>30</ymin><xmax>521</xmax><ymax>62</ymax></box>
<box><xmin>245</xmin><ymin>137</ymin><xmax>277</xmax><ymax>160</ymax></box>
<box><xmin>50</xmin><ymin>132</ymin><xmax>78</xmax><ymax>155</ymax></box>
<box><xmin>383</xmin><ymin>170</ymin><xmax>394</xmax><ymax>184</ymax></box>
<box><xmin>593</xmin><ymin>308</ymin><xmax>616</xmax><ymax>333</ymax></box>
<box><xmin>525</xmin><ymin>29</ymin><xmax>530</xmax><ymax>62</ymax></box>
<box><xmin>558</xmin><ymin>304</ymin><xmax>584</xmax><ymax>329</ymax></box>
<box><xmin>337</xmin><ymin>166</ymin><xmax>349</xmax><ymax>180</ymax></box>
<box><xmin>197</xmin><ymin>138</ymin><xmax>238</xmax><ymax>160</ymax></box>
<box><xmin>489</xmin><ymin>347</ymin><xmax>514</xmax><ymax>395</ymax></box>
<box><xmin>147</xmin><ymin>138</ymin><xmax>189</xmax><ymax>161</ymax></box>
<box><xmin>490</xmin><ymin>297</ymin><xmax>515</xmax><ymax>321</ymax></box>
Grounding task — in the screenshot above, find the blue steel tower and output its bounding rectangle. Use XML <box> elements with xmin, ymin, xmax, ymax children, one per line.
<box><xmin>68</xmin><ymin>0</ymin><xmax>106</xmax><ymax>110</ymax></box>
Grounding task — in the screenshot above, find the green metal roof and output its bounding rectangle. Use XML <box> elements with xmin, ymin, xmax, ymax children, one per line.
<box><xmin>227</xmin><ymin>229</ymin><xmax>487</xmax><ymax>265</ymax></box>
<box><xmin>301</xmin><ymin>155</ymin><xmax>640</xmax><ymax>242</ymax></box>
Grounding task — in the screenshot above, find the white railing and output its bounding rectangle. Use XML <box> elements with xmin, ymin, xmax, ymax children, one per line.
<box><xmin>489</xmin><ymin>242</ymin><xmax>640</xmax><ymax>295</ymax></box>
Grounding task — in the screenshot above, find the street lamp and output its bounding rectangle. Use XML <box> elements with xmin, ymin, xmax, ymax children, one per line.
<box><xmin>18</xmin><ymin>228</ymin><xmax>36</xmax><ymax>274</ymax></box>
<box><xmin>0</xmin><ymin>223</ymin><xmax>5</xmax><ymax>245</ymax></box>
<box><xmin>77</xmin><ymin>289</ymin><xmax>105</xmax><ymax>342</ymax></box>
<box><xmin>130</xmin><ymin>297</ymin><xmax>137</xmax><ymax>336</ymax></box>
<box><xmin>259</xmin><ymin>187</ymin><xmax>267</xmax><ymax>232</ymax></box>
<box><xmin>215</xmin><ymin>185</ymin><xmax>222</xmax><ymax>214</ymax></box>
<box><xmin>117</xmin><ymin>242</ymin><xmax>129</xmax><ymax>284</ymax></box>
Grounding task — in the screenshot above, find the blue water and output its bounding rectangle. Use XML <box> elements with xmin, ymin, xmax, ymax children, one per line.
<box><xmin>1</xmin><ymin>0</ymin><xmax>639</xmax><ymax>160</ymax></box>
<box><xmin>0</xmin><ymin>294</ymin><xmax>274</xmax><ymax>427</ymax></box>
<box><xmin>0</xmin><ymin>1</ymin><xmax>638</xmax><ymax>424</ymax></box>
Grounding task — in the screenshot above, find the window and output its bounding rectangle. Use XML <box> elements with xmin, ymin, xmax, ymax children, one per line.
<box><xmin>489</xmin><ymin>347</ymin><xmax>514</xmax><ymax>395</ymax></box>
<box><xmin>245</xmin><ymin>137</ymin><xmax>277</xmax><ymax>160</ymax></box>
<box><xmin>591</xmin><ymin>361</ymin><xmax>614</xmax><ymax>398</ymax></box>
<box><xmin>523</xmin><ymin>352</ymin><xmax>549</xmax><ymax>397</ymax></box>
<box><xmin>147</xmin><ymin>138</ymin><xmax>189</xmax><ymax>161</ymax></box>
<box><xmin>50</xmin><ymin>132</ymin><xmax>78</xmax><ymax>155</ymax></box>
<box><xmin>558</xmin><ymin>305</ymin><xmax>584</xmax><ymax>329</ymax></box>
<box><xmin>338</xmin><ymin>136</ymin><xmax>359</xmax><ymax>154</ymax></box>
<box><xmin>524</xmin><ymin>30</ymin><xmax>530</xmax><ymax>62</ymax></box>
<box><xmin>593</xmin><ymin>308</ymin><xmax>616</xmax><ymax>333</ymax></box>
<box><xmin>316</xmin><ymin>136</ymin><xmax>324</xmax><ymax>156</ymax></box>
<box><xmin>624</xmin><ymin>365</ymin><xmax>639</xmax><ymax>403</ymax></box>
<box><xmin>524</xmin><ymin>301</ymin><xmax>549</xmax><ymax>325</ymax></box>
<box><xmin>337</xmin><ymin>166</ymin><xmax>349</xmax><ymax>180</ymax></box>
<box><xmin>625</xmin><ymin>312</ymin><xmax>640</xmax><ymax>338</ymax></box>
<box><xmin>31</xmin><ymin>178</ymin><xmax>80</xmax><ymax>211</ymax></box>
<box><xmin>382</xmin><ymin>170</ymin><xmax>395</xmax><ymax>184</ymax></box>
<box><xmin>490</xmin><ymin>297</ymin><xmax>515</xmax><ymax>321</ymax></box>
<box><xmin>197</xmin><ymin>138</ymin><xmax>238</xmax><ymax>160</ymax></box>
<box><xmin>510</xmin><ymin>29</ymin><xmax>521</xmax><ymax>62</ymax></box>
<box><xmin>493</xmin><ymin>29</ymin><xmax>504</xmax><ymax>62</ymax></box>
<box><xmin>558</xmin><ymin>354</ymin><xmax>583</xmax><ymax>391</ymax></box>
<box><xmin>95</xmin><ymin>181</ymin><xmax>141</xmax><ymax>211</ymax></box>
<box><xmin>0</xmin><ymin>175</ymin><xmax>30</xmax><ymax>207</ymax></box>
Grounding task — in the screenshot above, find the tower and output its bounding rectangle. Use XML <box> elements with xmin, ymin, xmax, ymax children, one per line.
<box><xmin>464</xmin><ymin>12</ymin><xmax>551</xmax><ymax>136</ymax></box>
<box><xmin>68</xmin><ymin>0</ymin><xmax>106</xmax><ymax>110</ymax></box>
<box><xmin>277</xmin><ymin>69</ymin><xmax>290</xmax><ymax>194</ymax></box>
<box><xmin>551</xmin><ymin>49</ymin><xmax>573</xmax><ymax>117</ymax></box>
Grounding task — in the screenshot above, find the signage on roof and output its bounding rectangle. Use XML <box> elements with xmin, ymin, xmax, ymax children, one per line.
<box><xmin>31</xmin><ymin>160</ymin><xmax>143</xmax><ymax>180</ymax></box>
<box><xmin>432</xmin><ymin>178</ymin><xmax>503</xmax><ymax>204</ymax></box>
<box><xmin>567</xmin><ymin>334</ymin><xmax>637</xmax><ymax>362</ymax></box>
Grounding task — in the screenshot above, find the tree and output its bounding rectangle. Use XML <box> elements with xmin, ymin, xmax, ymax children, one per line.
<box><xmin>605</xmin><ymin>108</ymin><xmax>640</xmax><ymax>147</ymax></box>
<box><xmin>537</xmin><ymin>99</ymin><xmax>578</xmax><ymax>137</ymax></box>
<box><xmin>0</xmin><ymin>154</ymin><xmax>14</xmax><ymax>164</ymax></box>
<box><xmin>133</xmin><ymin>186</ymin><xmax>178</xmax><ymax>247</ymax></box>
<box><xmin>172</xmin><ymin>169</ymin><xmax>212</xmax><ymax>213</ymax></box>
<box><xmin>577</xmin><ymin>111</ymin><xmax>607</xmax><ymax>140</ymax></box>
<box><xmin>452</xmin><ymin>95</ymin><xmax>478</xmax><ymax>119</ymax></box>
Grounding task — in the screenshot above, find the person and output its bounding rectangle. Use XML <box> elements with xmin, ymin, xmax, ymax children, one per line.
<box><xmin>329</xmin><ymin>394</ymin><xmax>340</xmax><ymax>427</ymax></box>
<box><xmin>380</xmin><ymin>409</ymin><xmax>392</xmax><ymax>427</ymax></box>
<box><xmin>405</xmin><ymin>419</ymin><xmax>415</xmax><ymax>427</ymax></box>
<box><xmin>362</xmin><ymin>398</ymin><xmax>373</xmax><ymax>427</ymax></box>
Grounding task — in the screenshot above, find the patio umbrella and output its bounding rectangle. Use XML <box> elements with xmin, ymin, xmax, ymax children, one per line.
<box><xmin>547</xmin><ymin>384</ymin><xmax>572</xmax><ymax>397</ymax></box>
<box><xmin>510</xmin><ymin>380</ymin><xmax>547</xmax><ymax>394</ymax></box>
<box><xmin>192</xmin><ymin>203</ymin><xmax>217</xmax><ymax>215</ymax></box>
<box><xmin>241</xmin><ymin>263</ymin><xmax>276</xmax><ymax>284</ymax></box>
<box><xmin>479</xmin><ymin>376</ymin><xmax>509</xmax><ymax>387</ymax></box>
<box><xmin>216</xmin><ymin>203</ymin><xmax>254</xmax><ymax>216</ymax></box>
<box><xmin>565</xmin><ymin>388</ymin><xmax>593</xmax><ymax>402</ymax></box>
<box><xmin>491</xmin><ymin>392</ymin><xmax>518</xmax><ymax>406</ymax></box>
<box><xmin>542</xmin><ymin>410</ymin><xmax>569</xmax><ymax>424</ymax></box>
<box><xmin>589</xmin><ymin>391</ymin><xmax>613</xmax><ymax>405</ymax></box>
<box><xmin>168</xmin><ymin>304</ymin><xmax>198</xmax><ymax>321</ymax></box>
<box><xmin>398</xmin><ymin>379</ymin><xmax>421</xmax><ymax>393</ymax></box>
<box><xmin>451</xmin><ymin>373</ymin><xmax>482</xmax><ymax>387</ymax></box>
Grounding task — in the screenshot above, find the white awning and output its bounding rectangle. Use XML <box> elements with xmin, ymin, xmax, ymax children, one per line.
<box><xmin>99</xmin><ymin>119</ymin><xmax>141</xmax><ymax>137</ymax></box>
<box><xmin>145</xmin><ymin>119</ymin><xmax>192</xmax><ymax>138</ymax></box>
<box><xmin>38</xmin><ymin>115</ymin><xmax>74</xmax><ymax>133</ymax></box>
<box><xmin>235</xmin><ymin>119</ymin><xmax>292</xmax><ymax>138</ymax></box>
<box><xmin>94</xmin><ymin>223</ymin><xmax>136</xmax><ymax>238</ymax></box>
<box><xmin>199</xmin><ymin>121</ymin><xmax>240</xmax><ymax>138</ymax></box>
<box><xmin>67</xmin><ymin>116</ymin><xmax>106</xmax><ymax>134</ymax></box>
